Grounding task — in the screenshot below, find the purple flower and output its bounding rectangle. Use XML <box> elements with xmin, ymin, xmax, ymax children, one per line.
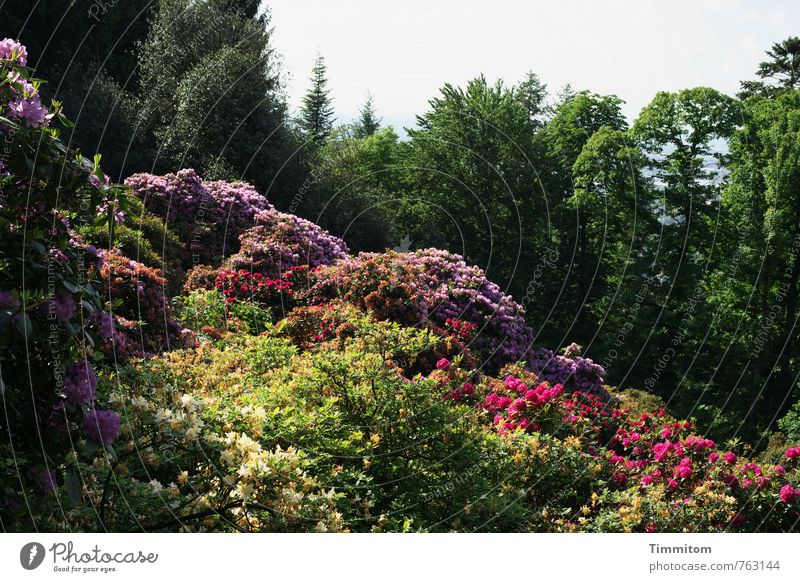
<box><xmin>82</xmin><ymin>409</ymin><xmax>121</xmax><ymax>444</ymax></box>
<box><xmin>0</xmin><ymin>38</ymin><xmax>27</xmax><ymax>65</ymax></box>
<box><xmin>47</xmin><ymin>293</ymin><xmax>76</xmax><ymax>322</ymax></box>
<box><xmin>63</xmin><ymin>360</ymin><xmax>98</xmax><ymax>405</ymax></box>
<box><xmin>0</xmin><ymin>290</ymin><xmax>20</xmax><ymax>308</ymax></box>
<box><xmin>28</xmin><ymin>467</ymin><xmax>57</xmax><ymax>494</ymax></box>
<box><xmin>7</xmin><ymin>95</ymin><xmax>47</xmax><ymax>128</ymax></box>
<box><xmin>88</xmin><ymin>311</ymin><xmax>115</xmax><ymax>341</ymax></box>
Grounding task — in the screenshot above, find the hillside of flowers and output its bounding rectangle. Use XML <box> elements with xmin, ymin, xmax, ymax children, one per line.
<box><xmin>2</xmin><ymin>38</ymin><xmax>800</xmax><ymax>533</ymax></box>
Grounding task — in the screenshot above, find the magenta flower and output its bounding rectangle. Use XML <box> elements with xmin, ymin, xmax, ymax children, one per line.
<box><xmin>723</xmin><ymin>451</ymin><xmax>737</xmax><ymax>465</ymax></box>
<box><xmin>779</xmin><ymin>484</ymin><xmax>796</xmax><ymax>504</ymax></box>
<box><xmin>436</xmin><ymin>358</ymin><xmax>450</xmax><ymax>371</ymax></box>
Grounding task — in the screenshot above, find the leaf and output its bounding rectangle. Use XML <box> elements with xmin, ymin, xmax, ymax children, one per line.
<box><xmin>65</xmin><ymin>471</ymin><xmax>82</xmax><ymax>504</ymax></box>
<box><xmin>14</xmin><ymin>312</ymin><xmax>32</xmax><ymax>337</ymax></box>
<box><xmin>62</xmin><ymin>280</ymin><xmax>78</xmax><ymax>293</ymax></box>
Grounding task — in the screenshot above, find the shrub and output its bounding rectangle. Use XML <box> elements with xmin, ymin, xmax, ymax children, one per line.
<box><xmin>124</xmin><ymin>170</ymin><xmax>273</xmax><ymax>266</ymax></box>
<box><xmin>0</xmin><ymin>39</ymin><xmax>124</xmax><ymax>528</ymax></box>
<box><xmin>226</xmin><ymin>208</ymin><xmax>349</xmax><ymax>279</ymax></box>
<box><xmin>99</xmin><ymin>251</ymin><xmax>196</xmax><ymax>357</ymax></box>
<box><xmin>310</xmin><ymin>249</ymin><xmax>534</xmax><ymax>370</ymax></box>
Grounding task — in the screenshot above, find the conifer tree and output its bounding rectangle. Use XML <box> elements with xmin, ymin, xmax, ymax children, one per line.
<box><xmin>300</xmin><ymin>54</ymin><xmax>335</xmax><ymax>141</ymax></box>
<box><xmin>354</xmin><ymin>93</ymin><xmax>381</xmax><ymax>137</ymax></box>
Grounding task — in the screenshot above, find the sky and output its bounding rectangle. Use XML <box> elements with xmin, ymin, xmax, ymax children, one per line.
<box><xmin>267</xmin><ymin>0</ymin><xmax>798</xmax><ymax>132</ymax></box>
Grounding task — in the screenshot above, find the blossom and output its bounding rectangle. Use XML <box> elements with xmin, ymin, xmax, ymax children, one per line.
<box><xmin>82</xmin><ymin>409</ymin><xmax>121</xmax><ymax>444</ymax></box>
<box><xmin>8</xmin><ymin>95</ymin><xmax>47</xmax><ymax>128</ymax></box>
<box><xmin>0</xmin><ymin>38</ymin><xmax>27</xmax><ymax>64</ymax></box>
<box><xmin>436</xmin><ymin>358</ymin><xmax>450</xmax><ymax>371</ymax></box>
<box><xmin>723</xmin><ymin>451</ymin><xmax>737</xmax><ymax>465</ymax></box>
<box><xmin>46</xmin><ymin>294</ymin><xmax>76</xmax><ymax>322</ymax></box>
<box><xmin>785</xmin><ymin>447</ymin><xmax>800</xmax><ymax>460</ymax></box>
<box><xmin>779</xmin><ymin>484</ymin><xmax>796</xmax><ymax>504</ymax></box>
<box><xmin>63</xmin><ymin>360</ymin><xmax>98</xmax><ymax>405</ymax></box>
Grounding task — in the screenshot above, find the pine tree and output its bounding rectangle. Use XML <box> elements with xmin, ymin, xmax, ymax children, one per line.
<box><xmin>300</xmin><ymin>54</ymin><xmax>335</xmax><ymax>141</ymax></box>
<box><xmin>354</xmin><ymin>93</ymin><xmax>381</xmax><ymax>137</ymax></box>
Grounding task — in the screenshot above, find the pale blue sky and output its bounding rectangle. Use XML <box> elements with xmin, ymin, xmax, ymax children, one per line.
<box><xmin>268</xmin><ymin>0</ymin><xmax>798</xmax><ymax>130</ymax></box>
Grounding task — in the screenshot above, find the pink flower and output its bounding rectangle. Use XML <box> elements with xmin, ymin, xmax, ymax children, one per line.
<box><xmin>641</xmin><ymin>474</ymin><xmax>654</xmax><ymax>486</ymax></box>
<box><xmin>708</xmin><ymin>452</ymin><xmax>719</xmax><ymax>463</ymax></box>
<box><xmin>779</xmin><ymin>484</ymin><xmax>796</xmax><ymax>503</ymax></box>
<box><xmin>785</xmin><ymin>447</ymin><xmax>800</xmax><ymax>460</ymax></box>
<box><xmin>436</xmin><ymin>358</ymin><xmax>450</xmax><ymax>371</ymax></box>
<box><xmin>723</xmin><ymin>451</ymin><xmax>737</xmax><ymax>465</ymax></box>
<box><xmin>653</xmin><ymin>441</ymin><xmax>672</xmax><ymax>462</ymax></box>
<box><xmin>730</xmin><ymin>513</ymin><xmax>746</xmax><ymax>528</ymax></box>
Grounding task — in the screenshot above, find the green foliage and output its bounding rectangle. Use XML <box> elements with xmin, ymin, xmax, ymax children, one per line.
<box><xmin>173</xmin><ymin>289</ymin><xmax>273</xmax><ymax>337</ymax></box>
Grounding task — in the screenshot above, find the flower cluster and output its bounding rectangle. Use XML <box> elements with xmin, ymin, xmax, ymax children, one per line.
<box><xmin>479</xmin><ymin>371</ymin><xmax>565</xmax><ymax>434</ymax></box>
<box><xmin>214</xmin><ymin>268</ymin><xmax>295</xmax><ymax>306</ymax></box>
<box><xmin>0</xmin><ymin>39</ymin><xmax>48</xmax><ymax>130</ymax></box>
<box><xmin>226</xmin><ymin>208</ymin><xmax>349</xmax><ymax>279</ymax></box>
<box><xmin>528</xmin><ymin>345</ymin><xmax>607</xmax><ymax>397</ymax></box>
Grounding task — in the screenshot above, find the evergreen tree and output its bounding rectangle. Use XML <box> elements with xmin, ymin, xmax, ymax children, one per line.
<box><xmin>300</xmin><ymin>54</ymin><xmax>335</xmax><ymax>141</ymax></box>
<box><xmin>740</xmin><ymin>36</ymin><xmax>800</xmax><ymax>97</ymax></box>
<box><xmin>354</xmin><ymin>93</ymin><xmax>381</xmax><ymax>137</ymax></box>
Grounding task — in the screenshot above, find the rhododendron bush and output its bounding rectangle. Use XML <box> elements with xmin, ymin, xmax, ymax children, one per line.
<box><xmin>0</xmin><ymin>39</ymin><xmax>127</xmax><ymax>525</ymax></box>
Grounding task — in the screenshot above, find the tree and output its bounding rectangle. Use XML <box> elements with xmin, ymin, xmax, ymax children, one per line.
<box><xmin>354</xmin><ymin>93</ymin><xmax>381</xmax><ymax>137</ymax></box>
<box><xmin>300</xmin><ymin>54</ymin><xmax>336</xmax><ymax>142</ymax></box>
<box><xmin>405</xmin><ymin>76</ymin><xmax>546</xmax><ymax>294</ymax></box>
<box><xmin>740</xmin><ymin>36</ymin><xmax>800</xmax><ymax>97</ymax></box>
<box><xmin>134</xmin><ymin>0</ymin><xmax>303</xmax><ymax>202</ymax></box>
<box><xmin>534</xmin><ymin>91</ymin><xmax>628</xmax><ymax>339</ymax></box>
<box><xmin>720</xmin><ymin>92</ymin><xmax>800</xmax><ymax>427</ymax></box>
<box><xmin>515</xmin><ymin>71</ymin><xmax>548</xmax><ymax>128</ymax></box>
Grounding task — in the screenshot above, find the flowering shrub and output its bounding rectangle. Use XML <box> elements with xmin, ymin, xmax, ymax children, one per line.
<box><xmin>528</xmin><ymin>343</ymin><xmax>607</xmax><ymax>397</ymax></box>
<box><xmin>310</xmin><ymin>249</ymin><xmax>534</xmax><ymax>370</ymax></box>
<box><xmin>124</xmin><ymin>170</ymin><xmax>273</xmax><ymax>266</ymax></box>
<box><xmin>215</xmin><ymin>268</ymin><xmax>295</xmax><ymax>306</ymax></box>
<box><xmin>99</xmin><ymin>251</ymin><xmax>196</xmax><ymax>357</ymax></box>
<box><xmin>1</xmin><ymin>39</ymin><xmax>128</xmax><ymax>528</ymax></box>
<box><xmin>226</xmin><ymin>208</ymin><xmax>348</xmax><ymax>279</ymax></box>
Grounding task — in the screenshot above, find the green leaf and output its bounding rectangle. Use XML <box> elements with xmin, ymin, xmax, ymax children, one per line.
<box><xmin>14</xmin><ymin>312</ymin><xmax>32</xmax><ymax>337</ymax></box>
<box><xmin>65</xmin><ymin>471</ymin><xmax>82</xmax><ymax>504</ymax></box>
<box><xmin>62</xmin><ymin>280</ymin><xmax>78</xmax><ymax>293</ymax></box>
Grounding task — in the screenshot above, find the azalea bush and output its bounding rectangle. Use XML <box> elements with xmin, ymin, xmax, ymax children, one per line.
<box><xmin>98</xmin><ymin>251</ymin><xmax>196</xmax><ymax>357</ymax></box>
